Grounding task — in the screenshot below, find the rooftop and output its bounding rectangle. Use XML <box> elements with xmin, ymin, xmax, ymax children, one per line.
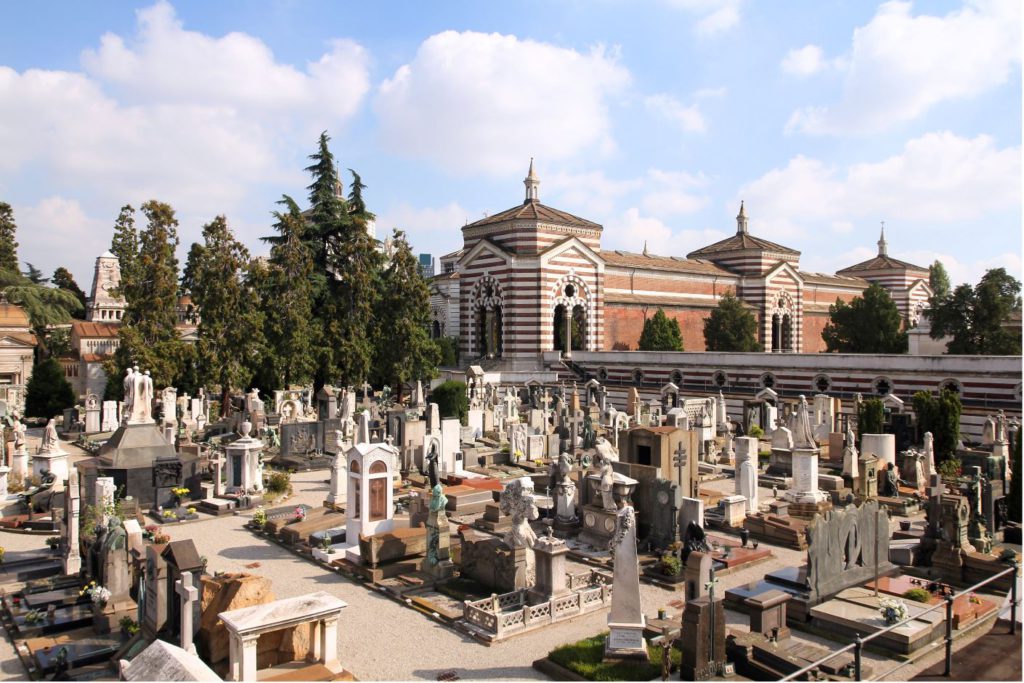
<box><xmin>464</xmin><ymin>200</ymin><xmax>602</xmax><ymax>231</ymax></box>
<box><xmin>601</xmin><ymin>250</ymin><xmax>736</xmax><ymax>276</ymax></box>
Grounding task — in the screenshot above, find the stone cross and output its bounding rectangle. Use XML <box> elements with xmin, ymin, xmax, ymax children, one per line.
<box><xmin>704</xmin><ymin>570</ymin><xmax>720</xmax><ymax>664</ymax></box>
<box><xmin>673</xmin><ymin>441</ymin><xmax>688</xmax><ymax>488</ymax></box>
<box><xmin>175</xmin><ymin>571</ymin><xmax>198</xmax><ymax>655</ymax></box>
<box><xmin>210</xmin><ymin>450</ymin><xmax>226</xmax><ymax>497</ymax></box>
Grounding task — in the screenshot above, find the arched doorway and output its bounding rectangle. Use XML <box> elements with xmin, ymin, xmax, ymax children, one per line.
<box><xmin>471</xmin><ymin>276</ymin><xmax>504</xmax><ymax>359</ymax></box>
<box><xmin>768</xmin><ymin>291</ymin><xmax>796</xmax><ymax>353</ymax></box>
<box><xmin>550</xmin><ymin>276</ymin><xmax>590</xmax><ymax>356</ymax></box>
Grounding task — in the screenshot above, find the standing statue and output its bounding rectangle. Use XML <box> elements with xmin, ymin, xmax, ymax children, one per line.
<box><xmin>122</xmin><ymin>367</ymin><xmax>136</xmax><ymax>420</ymax></box>
<box><xmin>425</xmin><ymin>442</ymin><xmax>440</xmax><ymax>489</ymax></box>
<box><xmin>137</xmin><ymin>370</ymin><xmax>154</xmax><ymax>422</ymax></box>
<box><xmin>923</xmin><ymin>431</ymin><xmax>936</xmax><ymax>478</ymax></box>
<box><xmin>38</xmin><ymin>418</ymin><xmax>59</xmax><ymax>454</ymax></box>
<box><xmin>13</xmin><ymin>417</ymin><xmax>26</xmax><ymax>453</ymax></box>
<box><xmin>553</xmin><ymin>452</ymin><xmax>577</xmax><ymax>526</ymax></box>
<box><xmin>581</xmin><ymin>415</ymin><xmax>596</xmax><ymax>450</ymax></box>
<box><xmin>510</xmin><ymin>425</ymin><xmax>527</xmax><ymax>464</ymax></box>
<box><xmin>592</xmin><ymin>449</ymin><xmax>616</xmax><ymax>511</ymax></box>
<box><xmin>499</xmin><ymin>479</ymin><xmax>539</xmax><ymax>580</ymax></box>
<box><xmin>426</xmin><ymin>484</ymin><xmax>449</xmax><ymax>568</ymax></box>
<box><xmin>842</xmin><ymin>424</ymin><xmax>859</xmax><ymax>480</ymax></box>
<box><xmin>791</xmin><ymin>395</ymin><xmax>816</xmax><ymax>449</ymax></box>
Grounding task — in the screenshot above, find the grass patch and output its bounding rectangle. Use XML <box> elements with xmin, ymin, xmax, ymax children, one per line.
<box><xmin>548</xmin><ymin>632</ymin><xmax>677</xmax><ymax>681</ymax></box>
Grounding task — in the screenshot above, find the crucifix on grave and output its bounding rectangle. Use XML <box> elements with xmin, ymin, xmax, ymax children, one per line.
<box><xmin>704</xmin><ymin>571</ymin><xmax>720</xmax><ymax>666</ymax></box>
<box><xmin>175</xmin><ymin>571</ymin><xmax>198</xmax><ymax>655</ymax></box>
<box><xmin>210</xmin><ymin>449</ymin><xmax>226</xmax><ymax>498</ymax></box>
<box><xmin>567</xmin><ymin>410</ymin><xmax>585</xmax><ymax>453</ymax></box>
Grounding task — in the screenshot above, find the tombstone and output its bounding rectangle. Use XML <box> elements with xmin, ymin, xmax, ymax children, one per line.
<box><xmin>923</xmin><ymin>432</ymin><xmax>936</xmax><ymax>479</ymax></box>
<box><xmin>345</xmin><ymin>442</ymin><xmax>399</xmax><ymax>560</ymax></box>
<box><xmin>424</xmin><ymin>484</ymin><xmax>452</xmax><ymax>575</ymax></box>
<box><xmin>326</xmin><ymin>449</ymin><xmax>346</xmax><ymax>508</ymax></box>
<box><xmin>120</xmin><ymin>639</ymin><xmax>220</xmax><ymax>682</ymax></box>
<box><xmin>0</xmin><ymin>466</ymin><xmax>8</xmax><ymax>498</ymax></box>
<box><xmin>785</xmin><ymin>449</ymin><xmax>828</xmax><ymax>506</ymax></box>
<box><xmin>685</xmin><ymin>551</ymin><xmax>712</xmax><ymax>601</ymax></box>
<box><xmin>744</xmin><ymin>589</ymin><xmax>792</xmax><ymax>641</ymax></box>
<box><xmin>734</xmin><ymin>436</ymin><xmax>759</xmax><ymax>513</ymax></box>
<box><xmin>720</xmin><ymin>495</ymin><xmax>747</xmax><ymax>526</ymax></box>
<box><xmin>162</xmin><ymin>541</ymin><xmax>205</xmax><ymax>645</ymax></box>
<box><xmin>224</xmin><ymin>421</ymin><xmax>263</xmax><ymax>493</ymax></box>
<box><xmin>84</xmin><ymin>393</ymin><xmax>101</xmax><ymax>433</ymax></box>
<box><xmin>604</xmin><ymin>504</ymin><xmax>647</xmax><ymax>662</ymax></box>
<box><xmin>467</xmin><ymin>409</ymin><xmax>484</xmax><ymax>439</ymax></box>
<box><xmin>62</xmin><ymin>468</ymin><xmax>82</xmax><ymax>575</ymax></box>
<box><xmin>95</xmin><ymin>477</ymin><xmax>116</xmax><ymax>523</ymax></box>
<box><xmin>175</xmin><ymin>571</ymin><xmax>200</xmax><ymax>655</ymax></box>
<box><xmin>34</xmin><ymin>418</ymin><xmax>69</xmax><ymax>485</ymax></box>
<box><xmin>842</xmin><ymin>426</ymin><xmax>860</xmax><ymax>480</ymax></box>
<box><xmin>858</xmin><ymin>454</ymin><xmax>879</xmax><ymax>499</ymax></box>
<box><xmin>190</xmin><ymin>398</ymin><xmax>205</xmax><ymax>425</ymax></box>
<box><xmin>143</xmin><ymin>544</ymin><xmax>169</xmax><ymax>637</ymax></box>
<box><xmin>530</xmin><ymin>528</ymin><xmax>570</xmax><ymax>604</ymax></box>
<box><xmin>627</xmin><ymin>387</ymin><xmax>641</xmax><ymax>419</ymax></box>
<box><xmin>679</xmin><ymin>594</ymin><xmax>726</xmax><ymax>680</ymax></box>
<box><xmin>316</xmin><ymin>387</ymin><xmax>337</xmax><ymax>421</ymax></box>
<box><xmin>804</xmin><ymin>500</ymin><xmax>892</xmax><ymax>604</ymax></box>
<box><xmin>861</xmin><ymin>433</ymin><xmax>896</xmax><ymax>468</ymax></box>
<box><xmin>679</xmin><ymin>496</ymin><xmax>704</xmax><ymax>533</ymax></box>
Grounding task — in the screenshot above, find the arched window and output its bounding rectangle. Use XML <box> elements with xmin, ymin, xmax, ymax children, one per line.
<box><xmin>369</xmin><ymin>460</ymin><xmax>388</xmax><ymax>475</ymax></box>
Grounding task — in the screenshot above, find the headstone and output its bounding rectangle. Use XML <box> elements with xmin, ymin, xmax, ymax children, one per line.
<box><xmin>144</xmin><ymin>546</ymin><xmax>169</xmax><ymax>637</ymax></box>
<box><xmin>679</xmin><ymin>496</ymin><xmax>704</xmax><ymax>532</ymax></box>
<box><xmin>467</xmin><ymin>409</ymin><xmax>484</xmax><ymax>439</ymax></box>
<box><xmin>745</xmin><ymin>589</ymin><xmax>792</xmax><ymax>640</ymax></box>
<box><xmin>440</xmin><ymin>418</ymin><xmax>461</xmax><ymax>473</ymax></box>
<box><xmin>84</xmin><ymin>393</ymin><xmax>101</xmax><ymax>433</ymax></box>
<box><xmin>175</xmin><ymin>571</ymin><xmax>199</xmax><ymax>655</ymax></box>
<box><xmin>121</xmin><ymin>639</ymin><xmax>219</xmax><ymax>682</ymax></box>
<box><xmin>785</xmin><ymin>449</ymin><xmax>828</xmax><ymax>505</ymax></box>
<box><xmin>685</xmin><ymin>551</ymin><xmax>712</xmax><ymax>601</ymax></box>
<box><xmin>62</xmin><ymin>468</ymin><xmax>82</xmax><ymax>575</ymax></box>
<box><xmin>530</xmin><ymin>528</ymin><xmax>570</xmax><ymax>603</ymax></box>
<box><xmin>604</xmin><ymin>505</ymin><xmax>647</xmax><ymax>661</ymax></box>
<box><xmin>720</xmin><ymin>495</ymin><xmax>747</xmax><ymax>526</ymax></box>
<box><xmin>679</xmin><ymin>595</ymin><xmax>726</xmax><ymax>680</ymax></box>
<box><xmin>326</xmin><ymin>450</ymin><xmax>346</xmax><ymax>508</ymax></box>
<box><xmin>805</xmin><ymin>500</ymin><xmax>892</xmax><ymax>603</ymax></box>
<box><xmin>735</xmin><ymin>436</ymin><xmax>759</xmax><ymax>513</ymax></box>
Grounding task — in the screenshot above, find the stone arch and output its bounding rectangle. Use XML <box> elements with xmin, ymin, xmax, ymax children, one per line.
<box><xmin>549</xmin><ymin>272</ymin><xmax>594</xmax><ymax>353</ymax></box>
<box><xmin>469</xmin><ymin>274</ymin><xmax>505</xmax><ymax>358</ymax></box>
<box><xmin>768</xmin><ymin>290</ymin><xmax>796</xmax><ymax>353</ymax></box>
<box><xmin>430</xmin><ymin>303</ymin><xmax>447</xmax><ymax>339</ymax></box>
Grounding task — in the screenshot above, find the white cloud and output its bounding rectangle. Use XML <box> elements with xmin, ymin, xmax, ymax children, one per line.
<box><xmin>15</xmin><ymin>197</ymin><xmax>107</xmax><ymax>284</ymax></box>
<box><xmin>373</xmin><ymin>201</ymin><xmax>470</xmax><ymax>258</ymax></box>
<box><xmin>606</xmin><ymin>208</ymin><xmax>727</xmax><ymax>256</ymax></box>
<box><xmin>544</xmin><ymin>167</ymin><xmax>709</xmax><ymax>222</ymax></box>
<box><xmin>738</xmin><ymin>132</ymin><xmax>1020</xmax><ymax>237</ymax></box>
<box><xmin>80</xmin><ymin>1</ymin><xmax>369</xmax><ymax>122</ymax></box>
<box><xmin>787</xmin><ymin>0</ymin><xmax>1021</xmax><ymax>134</ymax></box>
<box><xmin>665</xmin><ymin>0</ymin><xmax>744</xmax><ymax>36</ymax></box>
<box><xmin>900</xmin><ymin>250</ymin><xmax>1022</xmax><ymax>287</ymax></box>
<box><xmin>781</xmin><ymin>45</ymin><xmax>839</xmax><ymax>76</ymax></box>
<box><xmin>375</xmin><ymin>31</ymin><xmax>630</xmax><ymax>175</ymax></box>
<box><xmin>645</xmin><ymin>93</ymin><xmax>706</xmax><ymax>134</ymax></box>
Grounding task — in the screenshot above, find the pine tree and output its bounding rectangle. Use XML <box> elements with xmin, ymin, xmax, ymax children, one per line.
<box><xmin>930</xmin><ymin>268</ymin><xmax>1022</xmax><ymax>354</ymax></box>
<box><xmin>822</xmin><ymin>284</ymin><xmax>907</xmax><ymax>353</ymax></box>
<box><xmin>25</xmin><ymin>356</ymin><xmax>75</xmax><ymax>419</ymax></box>
<box><xmin>929</xmin><ymin>260</ymin><xmax>951</xmax><ymax>300</ymax></box>
<box><xmin>0</xmin><ymin>202</ymin><xmax>19</xmax><ymax>273</ymax></box>
<box><xmin>104</xmin><ymin>200</ymin><xmax>185</xmax><ymax>389</ymax></box>
<box><xmin>638</xmin><ymin>308</ymin><xmax>684</xmax><ymax>351</ymax></box>
<box><xmin>22</xmin><ymin>263</ymin><xmax>49</xmax><ymax>284</ymax></box>
<box><xmin>261</xmin><ymin>196</ymin><xmax>317</xmax><ymax>389</ymax></box>
<box><xmin>703</xmin><ymin>293</ymin><xmax>761</xmax><ymax>351</ymax></box>
<box><xmin>52</xmin><ymin>267</ymin><xmax>87</xmax><ymax>316</ymax></box>
<box><xmin>188</xmin><ymin>215</ymin><xmax>265</xmax><ymax>415</ymax></box>
<box><xmin>372</xmin><ymin>230</ymin><xmax>440</xmax><ymax>398</ymax></box>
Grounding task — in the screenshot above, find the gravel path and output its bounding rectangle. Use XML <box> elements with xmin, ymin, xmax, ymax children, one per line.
<box><xmin>0</xmin><ymin>461</ymin><xmax>1007</xmax><ymax>680</ymax></box>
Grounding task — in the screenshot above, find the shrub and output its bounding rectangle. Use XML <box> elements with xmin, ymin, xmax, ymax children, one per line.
<box><xmin>902</xmin><ymin>588</ymin><xmax>931</xmax><ymax>603</ymax></box>
<box><xmin>938</xmin><ymin>458</ymin><xmax>962</xmax><ymax>483</ymax></box>
<box><xmin>431</xmin><ymin>380</ymin><xmax>468</xmax><ymax>425</ymax></box>
<box><xmin>748</xmin><ymin>424</ymin><xmax>764</xmax><ymax>439</ymax></box>
<box><xmin>436</xmin><ymin>336</ymin><xmax>460</xmax><ymax>367</ymax></box>
<box><xmin>265</xmin><ymin>470</ymin><xmax>291</xmax><ymax>495</ymax></box>
<box><xmin>252</xmin><ymin>507</ymin><xmax>268</xmax><ymax>528</ymax></box>
<box><xmin>44</xmin><ymin>536</ymin><xmax>60</xmax><ymax>549</ymax></box>
<box><xmin>658</xmin><ymin>554</ymin><xmax>682</xmax><ymax>577</ymax></box>
<box><xmin>858</xmin><ymin>398</ymin><xmax>885</xmax><ymax>438</ymax></box>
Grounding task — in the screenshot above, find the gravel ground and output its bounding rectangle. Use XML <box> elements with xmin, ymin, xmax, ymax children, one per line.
<box><xmin>0</xmin><ymin>454</ymin><xmax>1010</xmax><ymax>681</ymax></box>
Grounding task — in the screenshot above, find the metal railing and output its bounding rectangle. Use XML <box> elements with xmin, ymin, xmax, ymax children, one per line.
<box><xmin>780</xmin><ymin>561</ymin><xmax>1019</xmax><ymax>681</ymax></box>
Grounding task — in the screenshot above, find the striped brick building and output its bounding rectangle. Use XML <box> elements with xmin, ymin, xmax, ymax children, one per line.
<box><xmin>430</xmin><ymin>163</ymin><xmax>932</xmax><ymax>361</ymax></box>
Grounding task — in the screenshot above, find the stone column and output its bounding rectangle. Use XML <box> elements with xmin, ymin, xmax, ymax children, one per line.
<box><xmin>321</xmin><ymin>617</ymin><xmax>340</xmax><ymax>672</ymax></box>
<box><xmin>563</xmin><ymin>306</ymin><xmax>572</xmax><ymax>359</ymax></box>
<box><xmin>95</xmin><ymin>477</ymin><xmax>116</xmax><ymax>523</ymax></box>
<box><xmin>238</xmin><ymin>635</ymin><xmax>258</xmax><ymax>682</ymax></box>
<box><xmin>212</xmin><ymin>453</ymin><xmax>225</xmax><ymax>497</ymax></box>
<box><xmin>604</xmin><ymin>505</ymin><xmax>646</xmax><ymax>661</ymax></box>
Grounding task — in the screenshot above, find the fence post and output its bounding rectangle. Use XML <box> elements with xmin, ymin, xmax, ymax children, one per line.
<box><xmin>853</xmin><ymin>635</ymin><xmax>863</xmax><ymax>681</ymax></box>
<box><xmin>944</xmin><ymin>595</ymin><xmax>955</xmax><ymax>677</ymax></box>
<box><xmin>1011</xmin><ymin>561</ymin><xmax>1019</xmax><ymax>636</ymax></box>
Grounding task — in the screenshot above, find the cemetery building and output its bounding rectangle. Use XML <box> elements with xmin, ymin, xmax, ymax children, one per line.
<box><xmin>0</xmin><ymin>301</ymin><xmax>35</xmax><ymax>413</ymax></box>
<box><xmin>430</xmin><ymin>162</ymin><xmax>933</xmax><ymax>359</ymax></box>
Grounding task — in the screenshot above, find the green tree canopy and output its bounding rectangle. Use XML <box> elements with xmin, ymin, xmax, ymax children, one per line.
<box><xmin>52</xmin><ymin>267</ymin><xmax>87</xmax><ymax>317</ymax></box>
<box><xmin>912</xmin><ymin>389</ymin><xmax>961</xmax><ymax>463</ymax></box>
<box><xmin>857</xmin><ymin>398</ymin><xmax>885</xmax><ymax>438</ymax></box>
<box><xmin>638</xmin><ymin>308</ymin><xmax>683</xmax><ymax>351</ymax></box>
<box><xmin>929</xmin><ymin>260</ymin><xmax>951</xmax><ymax>300</ymax></box>
<box><xmin>822</xmin><ymin>284</ymin><xmax>907</xmax><ymax>353</ymax></box>
<box><xmin>431</xmin><ymin>380</ymin><xmax>468</xmax><ymax>425</ymax></box>
<box><xmin>703</xmin><ymin>293</ymin><xmax>761</xmax><ymax>351</ymax></box>
<box><xmin>104</xmin><ymin>200</ymin><xmax>187</xmax><ymax>391</ymax></box>
<box><xmin>22</xmin><ymin>263</ymin><xmax>49</xmax><ymax>284</ymax></box>
<box><xmin>109</xmin><ymin>205</ymin><xmax>139</xmax><ymax>298</ymax></box>
<box><xmin>0</xmin><ymin>269</ymin><xmax>83</xmax><ymax>358</ymax></box>
<box><xmin>371</xmin><ymin>230</ymin><xmax>440</xmax><ymax>397</ymax></box>
<box><xmin>25</xmin><ymin>356</ymin><xmax>75</xmax><ymax>419</ymax></box>
<box><xmin>187</xmin><ymin>215</ymin><xmax>266</xmax><ymax>415</ymax></box>
<box><xmin>929</xmin><ymin>268</ymin><xmax>1022</xmax><ymax>355</ymax></box>
<box><xmin>0</xmin><ymin>202</ymin><xmax>19</xmax><ymax>273</ymax></box>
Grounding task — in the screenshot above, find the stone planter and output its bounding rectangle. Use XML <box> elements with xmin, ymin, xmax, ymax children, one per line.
<box><xmin>312</xmin><ymin>548</ymin><xmax>343</xmax><ymax>563</ymax></box>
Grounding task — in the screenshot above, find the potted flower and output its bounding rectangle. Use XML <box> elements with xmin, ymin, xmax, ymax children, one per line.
<box><xmin>171</xmin><ymin>486</ymin><xmax>191</xmax><ymax>506</ymax></box>
<box><xmin>186</xmin><ymin>507</ymin><xmax>197</xmax><ymax>518</ymax></box>
<box><xmin>251</xmin><ymin>506</ymin><xmax>267</xmax><ymax>530</ymax></box>
<box><xmin>878</xmin><ymin>597</ymin><xmax>909</xmax><ymax>625</ymax></box>
<box><xmin>162</xmin><ymin>510</ymin><xmax>178</xmax><ymax>521</ymax></box>
<box><xmin>119</xmin><ymin>616</ymin><xmax>140</xmax><ymax>638</ymax></box>
<box><xmin>152</xmin><ymin>531</ymin><xmax>171</xmax><ymax>545</ymax></box>
<box><xmin>45</xmin><ymin>537</ymin><xmax>61</xmax><ymax>552</ymax></box>
<box><xmin>312</xmin><ymin>534</ymin><xmax>338</xmax><ymax>563</ymax></box>
<box><xmin>293</xmin><ymin>506</ymin><xmax>306</xmax><ymax>522</ymax></box>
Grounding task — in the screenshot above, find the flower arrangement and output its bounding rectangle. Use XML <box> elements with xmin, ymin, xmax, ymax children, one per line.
<box><xmin>252</xmin><ymin>506</ymin><xmax>267</xmax><ymax>528</ymax></box>
<box><xmin>143</xmin><ymin>524</ymin><xmax>159</xmax><ymax>540</ymax></box>
<box><xmin>878</xmin><ymin>597</ymin><xmax>909</xmax><ymax>625</ymax></box>
<box><xmin>120</xmin><ymin>616</ymin><xmax>140</xmax><ymax>636</ymax></box>
<box><xmin>293</xmin><ymin>506</ymin><xmax>306</xmax><ymax>521</ymax></box>
<box><xmin>319</xmin><ymin>535</ymin><xmax>333</xmax><ymax>551</ymax></box>
<box><xmin>186</xmin><ymin>507</ymin><xmax>197</xmax><ymax>516</ymax></box>
<box><xmin>171</xmin><ymin>486</ymin><xmax>191</xmax><ymax>500</ymax></box>
<box><xmin>162</xmin><ymin>510</ymin><xmax>177</xmax><ymax>520</ymax></box>
<box><xmin>80</xmin><ymin>581</ymin><xmax>111</xmax><ymax>607</ymax></box>
<box><xmin>24</xmin><ymin>609</ymin><xmax>46</xmax><ymax>624</ymax></box>
<box><xmin>152</xmin><ymin>531</ymin><xmax>171</xmax><ymax>545</ymax></box>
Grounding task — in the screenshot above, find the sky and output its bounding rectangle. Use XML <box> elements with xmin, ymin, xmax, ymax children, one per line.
<box><xmin>0</xmin><ymin>0</ymin><xmax>1019</xmax><ymax>292</ymax></box>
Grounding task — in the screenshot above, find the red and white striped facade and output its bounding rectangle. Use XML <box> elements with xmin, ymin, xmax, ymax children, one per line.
<box><xmin>430</xmin><ymin>165</ymin><xmax>934</xmax><ymax>362</ymax></box>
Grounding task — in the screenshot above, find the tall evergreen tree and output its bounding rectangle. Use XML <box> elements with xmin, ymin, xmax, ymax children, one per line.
<box><xmin>24</xmin><ymin>356</ymin><xmax>75</xmax><ymax>419</ymax></box>
<box><xmin>0</xmin><ymin>202</ymin><xmax>19</xmax><ymax>273</ymax></box>
<box><xmin>703</xmin><ymin>293</ymin><xmax>761</xmax><ymax>351</ymax></box>
<box><xmin>22</xmin><ymin>263</ymin><xmax>49</xmax><ymax>284</ymax></box>
<box><xmin>928</xmin><ymin>260</ymin><xmax>951</xmax><ymax>300</ymax></box>
<box><xmin>372</xmin><ymin>230</ymin><xmax>440</xmax><ymax>397</ymax></box>
<box><xmin>188</xmin><ymin>215</ymin><xmax>265</xmax><ymax>415</ymax></box>
<box><xmin>52</xmin><ymin>267</ymin><xmax>87</xmax><ymax>316</ymax></box>
<box><xmin>105</xmin><ymin>200</ymin><xmax>185</xmax><ymax>391</ymax></box>
<box><xmin>261</xmin><ymin>196</ymin><xmax>317</xmax><ymax>389</ymax></box>
<box><xmin>109</xmin><ymin>205</ymin><xmax>140</xmax><ymax>298</ymax></box>
<box><xmin>638</xmin><ymin>308</ymin><xmax>684</xmax><ymax>351</ymax></box>
<box><xmin>822</xmin><ymin>284</ymin><xmax>907</xmax><ymax>353</ymax></box>
<box><xmin>929</xmin><ymin>268</ymin><xmax>1022</xmax><ymax>355</ymax></box>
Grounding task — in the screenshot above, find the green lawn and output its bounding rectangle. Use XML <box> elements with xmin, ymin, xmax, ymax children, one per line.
<box><xmin>548</xmin><ymin>632</ymin><xmax>679</xmax><ymax>681</ymax></box>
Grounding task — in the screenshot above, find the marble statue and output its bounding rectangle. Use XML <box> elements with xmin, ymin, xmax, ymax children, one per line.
<box><xmin>791</xmin><ymin>395</ymin><xmax>816</xmax><ymax>448</ymax></box>
<box><xmin>38</xmin><ymin>418</ymin><xmax>59</xmax><ymax>454</ymax></box>
<box><xmin>122</xmin><ymin>367</ymin><xmax>135</xmax><ymax>420</ymax></box>
<box><xmin>923</xmin><ymin>432</ymin><xmax>936</xmax><ymax>478</ymax></box>
<box><xmin>842</xmin><ymin>424</ymin><xmax>859</xmax><ymax>480</ymax></box>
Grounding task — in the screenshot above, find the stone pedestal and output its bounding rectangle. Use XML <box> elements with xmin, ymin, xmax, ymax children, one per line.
<box><xmin>0</xmin><ymin>466</ymin><xmax>9</xmax><ymax>498</ymax></box>
<box><xmin>224</xmin><ymin>424</ymin><xmax>263</xmax><ymax>493</ymax></box>
<box><xmin>33</xmin><ymin>450</ymin><xmax>69</xmax><ymax>488</ymax></box>
<box><xmin>529</xmin><ymin>531</ymin><xmax>570</xmax><ymax>604</ymax></box>
<box><xmin>678</xmin><ymin>597</ymin><xmax>726</xmax><ymax>680</ymax></box>
<box><xmin>11</xmin><ymin>450</ymin><xmax>29</xmax><ymax>484</ymax></box>
<box><xmin>578</xmin><ymin>505</ymin><xmax>618</xmax><ymax>549</ymax></box>
<box><xmin>784</xmin><ymin>448</ymin><xmax>828</xmax><ymax>505</ymax></box>
<box><xmin>735</xmin><ymin>436</ymin><xmax>759</xmax><ymax>513</ymax></box>
<box><xmin>720</xmin><ymin>495</ymin><xmax>747</xmax><ymax>526</ymax></box>
<box><xmin>85</xmin><ymin>407</ymin><xmax>101</xmax><ymax>434</ymax></box>
<box><xmin>604</xmin><ymin>506</ymin><xmax>647</xmax><ymax>663</ymax></box>
<box><xmin>861</xmin><ymin>434</ymin><xmax>896</xmax><ymax>467</ymax></box>
<box><xmin>553</xmin><ymin>481</ymin><xmax>578</xmax><ymax>535</ymax></box>
<box><xmin>744</xmin><ymin>589</ymin><xmax>792</xmax><ymax>640</ymax></box>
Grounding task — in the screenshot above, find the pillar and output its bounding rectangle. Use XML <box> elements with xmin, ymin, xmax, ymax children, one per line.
<box><xmin>239</xmin><ymin>636</ymin><xmax>258</xmax><ymax>682</ymax></box>
<box><xmin>563</xmin><ymin>306</ymin><xmax>572</xmax><ymax>359</ymax></box>
<box><xmin>321</xmin><ymin>617</ymin><xmax>340</xmax><ymax>671</ymax></box>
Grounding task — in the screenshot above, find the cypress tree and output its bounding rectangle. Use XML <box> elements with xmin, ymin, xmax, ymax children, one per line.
<box><xmin>0</xmin><ymin>202</ymin><xmax>18</xmax><ymax>273</ymax></box>
<box><xmin>638</xmin><ymin>308</ymin><xmax>684</xmax><ymax>351</ymax></box>
<box><xmin>25</xmin><ymin>356</ymin><xmax>75</xmax><ymax>419</ymax></box>
<box><xmin>822</xmin><ymin>284</ymin><xmax>907</xmax><ymax>353</ymax></box>
<box><xmin>703</xmin><ymin>293</ymin><xmax>761</xmax><ymax>351</ymax></box>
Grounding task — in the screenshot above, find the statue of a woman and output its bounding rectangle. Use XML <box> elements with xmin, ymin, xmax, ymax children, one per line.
<box><xmin>792</xmin><ymin>395</ymin><xmax>816</xmax><ymax>448</ymax></box>
<box><xmin>38</xmin><ymin>418</ymin><xmax>59</xmax><ymax>454</ymax></box>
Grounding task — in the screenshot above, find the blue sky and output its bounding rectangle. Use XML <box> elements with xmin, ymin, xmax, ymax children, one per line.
<box><xmin>0</xmin><ymin>0</ymin><xmax>1019</xmax><ymax>291</ymax></box>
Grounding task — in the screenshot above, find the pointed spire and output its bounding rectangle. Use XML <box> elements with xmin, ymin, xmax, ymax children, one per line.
<box><xmin>524</xmin><ymin>158</ymin><xmax>540</xmax><ymax>204</ymax></box>
<box><xmin>877</xmin><ymin>221</ymin><xmax>888</xmax><ymax>256</ymax></box>
<box><xmin>643</xmin><ymin>240</ymin><xmax>649</xmax><ymax>256</ymax></box>
<box><xmin>736</xmin><ymin>201</ymin><xmax>748</xmax><ymax>235</ymax></box>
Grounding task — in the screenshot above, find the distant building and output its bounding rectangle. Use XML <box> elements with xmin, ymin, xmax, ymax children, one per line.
<box><xmin>430</xmin><ymin>161</ymin><xmax>933</xmax><ymax>361</ymax></box>
<box><xmin>418</xmin><ymin>253</ymin><xmax>435</xmax><ymax>279</ymax></box>
<box><xmin>85</xmin><ymin>251</ymin><xmax>126</xmax><ymax>322</ymax></box>
<box><xmin>64</xmin><ymin>320</ymin><xmax>120</xmax><ymax>397</ymax></box>
<box><xmin>0</xmin><ymin>301</ymin><xmax>36</xmax><ymax>414</ymax></box>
